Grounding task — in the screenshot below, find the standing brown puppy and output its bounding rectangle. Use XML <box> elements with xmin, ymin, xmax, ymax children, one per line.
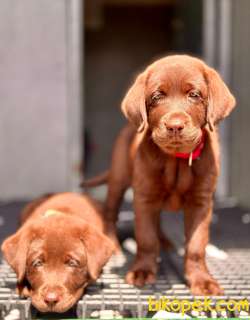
<box><xmin>83</xmin><ymin>55</ymin><xmax>236</xmax><ymax>295</ymax></box>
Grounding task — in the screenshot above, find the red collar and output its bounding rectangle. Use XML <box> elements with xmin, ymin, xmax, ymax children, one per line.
<box><xmin>175</xmin><ymin>130</ymin><xmax>206</xmax><ymax>165</ymax></box>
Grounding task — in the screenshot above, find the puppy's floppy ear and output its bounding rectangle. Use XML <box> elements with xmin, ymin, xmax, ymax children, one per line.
<box><xmin>204</xmin><ymin>66</ymin><xmax>236</xmax><ymax>127</ymax></box>
<box><xmin>1</xmin><ymin>227</ymin><xmax>30</xmax><ymax>283</ymax></box>
<box><xmin>81</xmin><ymin>226</ymin><xmax>114</xmax><ymax>280</ymax></box>
<box><xmin>121</xmin><ymin>71</ymin><xmax>148</xmax><ymax>132</ymax></box>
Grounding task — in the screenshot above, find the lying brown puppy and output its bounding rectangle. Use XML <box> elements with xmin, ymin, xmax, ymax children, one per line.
<box><xmin>83</xmin><ymin>55</ymin><xmax>236</xmax><ymax>295</ymax></box>
<box><xmin>1</xmin><ymin>193</ymin><xmax>114</xmax><ymax>313</ymax></box>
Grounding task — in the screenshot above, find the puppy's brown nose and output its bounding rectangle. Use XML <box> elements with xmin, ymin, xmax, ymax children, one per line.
<box><xmin>165</xmin><ymin>118</ymin><xmax>184</xmax><ymax>134</ymax></box>
<box><xmin>44</xmin><ymin>291</ymin><xmax>60</xmax><ymax>306</ymax></box>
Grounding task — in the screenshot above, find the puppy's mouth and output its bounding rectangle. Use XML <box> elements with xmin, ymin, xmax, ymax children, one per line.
<box><xmin>169</xmin><ymin>139</ymin><xmax>183</xmax><ymax>147</ymax></box>
<box><xmin>32</xmin><ymin>296</ymin><xmax>78</xmax><ymax>313</ymax></box>
<box><xmin>152</xmin><ymin>127</ymin><xmax>202</xmax><ymax>155</ymax></box>
<box><xmin>31</xmin><ymin>289</ymin><xmax>84</xmax><ymax>313</ymax></box>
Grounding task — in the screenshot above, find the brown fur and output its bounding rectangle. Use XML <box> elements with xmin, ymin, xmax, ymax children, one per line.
<box><xmin>1</xmin><ymin>193</ymin><xmax>114</xmax><ymax>313</ymax></box>
<box><xmin>83</xmin><ymin>55</ymin><xmax>236</xmax><ymax>295</ymax></box>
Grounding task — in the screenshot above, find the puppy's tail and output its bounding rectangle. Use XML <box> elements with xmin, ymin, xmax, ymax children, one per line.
<box><xmin>80</xmin><ymin>170</ymin><xmax>109</xmax><ymax>188</ymax></box>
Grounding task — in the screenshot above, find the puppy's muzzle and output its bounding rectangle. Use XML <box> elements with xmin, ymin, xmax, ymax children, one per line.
<box><xmin>44</xmin><ymin>290</ymin><xmax>60</xmax><ymax>308</ymax></box>
<box><xmin>162</xmin><ymin>112</ymin><xmax>189</xmax><ymax>137</ymax></box>
<box><xmin>41</xmin><ymin>285</ymin><xmax>65</xmax><ymax>310</ymax></box>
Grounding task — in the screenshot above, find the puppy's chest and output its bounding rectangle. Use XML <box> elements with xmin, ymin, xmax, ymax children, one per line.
<box><xmin>161</xmin><ymin>158</ymin><xmax>194</xmax><ymax>208</ymax></box>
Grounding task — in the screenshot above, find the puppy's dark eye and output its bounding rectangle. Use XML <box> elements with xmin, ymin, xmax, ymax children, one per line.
<box><xmin>150</xmin><ymin>91</ymin><xmax>166</xmax><ymax>104</ymax></box>
<box><xmin>32</xmin><ymin>259</ymin><xmax>43</xmax><ymax>268</ymax></box>
<box><xmin>188</xmin><ymin>90</ymin><xmax>201</xmax><ymax>99</ymax></box>
<box><xmin>67</xmin><ymin>259</ymin><xmax>79</xmax><ymax>268</ymax></box>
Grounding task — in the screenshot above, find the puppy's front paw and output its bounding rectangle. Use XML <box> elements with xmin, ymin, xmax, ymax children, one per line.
<box><xmin>189</xmin><ymin>275</ymin><xmax>223</xmax><ymax>296</ymax></box>
<box><xmin>126</xmin><ymin>258</ymin><xmax>158</xmax><ymax>287</ymax></box>
<box><xmin>126</xmin><ymin>268</ymin><xmax>156</xmax><ymax>287</ymax></box>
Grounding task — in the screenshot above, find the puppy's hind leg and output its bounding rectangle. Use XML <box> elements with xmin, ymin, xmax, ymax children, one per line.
<box><xmin>104</xmin><ymin>126</ymin><xmax>134</xmax><ymax>253</ymax></box>
<box><xmin>105</xmin><ymin>177</ymin><xmax>129</xmax><ymax>253</ymax></box>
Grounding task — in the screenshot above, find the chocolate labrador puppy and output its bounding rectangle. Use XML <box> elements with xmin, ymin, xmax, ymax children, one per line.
<box><xmin>83</xmin><ymin>55</ymin><xmax>236</xmax><ymax>295</ymax></box>
<box><xmin>1</xmin><ymin>193</ymin><xmax>114</xmax><ymax>313</ymax></box>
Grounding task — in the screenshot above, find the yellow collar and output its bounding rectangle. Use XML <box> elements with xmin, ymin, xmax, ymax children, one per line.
<box><xmin>43</xmin><ymin>209</ymin><xmax>63</xmax><ymax>218</ymax></box>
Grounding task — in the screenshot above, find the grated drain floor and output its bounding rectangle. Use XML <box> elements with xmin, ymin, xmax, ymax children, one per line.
<box><xmin>1</xmin><ymin>249</ymin><xmax>250</xmax><ymax>319</ymax></box>
<box><xmin>1</xmin><ymin>203</ymin><xmax>250</xmax><ymax>318</ymax></box>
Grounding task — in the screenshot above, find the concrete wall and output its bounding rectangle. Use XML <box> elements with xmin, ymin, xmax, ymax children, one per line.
<box><xmin>231</xmin><ymin>0</ymin><xmax>250</xmax><ymax>207</ymax></box>
<box><xmin>2</xmin><ymin>0</ymin><xmax>249</xmax><ymax>207</ymax></box>
<box><xmin>0</xmin><ymin>0</ymin><xmax>77</xmax><ymax>200</ymax></box>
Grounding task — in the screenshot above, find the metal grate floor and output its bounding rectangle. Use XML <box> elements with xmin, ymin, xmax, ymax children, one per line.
<box><xmin>1</xmin><ymin>249</ymin><xmax>250</xmax><ymax>319</ymax></box>
<box><xmin>1</xmin><ymin>203</ymin><xmax>250</xmax><ymax>319</ymax></box>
